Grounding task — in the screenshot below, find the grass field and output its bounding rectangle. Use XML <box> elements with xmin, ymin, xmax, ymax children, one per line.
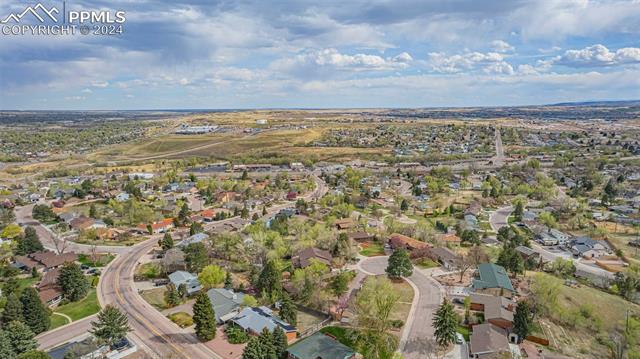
<box><xmin>359</xmin><ymin>242</ymin><xmax>385</xmax><ymax>257</ymax></box>
<box><xmin>49</xmin><ymin>313</ymin><xmax>71</xmax><ymax>330</ymax></box>
<box><xmin>55</xmin><ymin>289</ymin><xmax>100</xmax><ymax>321</ymax></box>
<box><xmin>167</xmin><ymin>312</ymin><xmax>193</xmax><ymax>328</ymax></box>
<box><xmin>415</xmin><ymin>258</ymin><xmax>440</xmax><ymax>269</ymax></box>
<box><xmin>389</xmin><ymin>279</ymin><xmax>414</xmax><ymax>327</ymax></box>
<box><xmin>140</xmin><ymin>287</ymin><xmax>168</xmax><ymax>310</ymax></box>
<box><xmin>528</xmin><ymin>271</ymin><xmax>640</xmax><ymax>358</ymax></box>
<box><xmin>78</xmin><ymin>253</ymin><xmax>115</xmax><ymax>267</ymax></box>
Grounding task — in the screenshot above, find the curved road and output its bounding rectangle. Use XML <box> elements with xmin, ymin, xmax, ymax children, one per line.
<box><xmin>489</xmin><ymin>205</ymin><xmax>513</xmax><ymax>232</ymax></box>
<box><xmin>27</xmin><ymin>172</ymin><xmax>329</xmax><ymax>357</ymax></box>
<box><xmin>359</xmin><ymin>256</ymin><xmax>443</xmax><ymax>359</ymax></box>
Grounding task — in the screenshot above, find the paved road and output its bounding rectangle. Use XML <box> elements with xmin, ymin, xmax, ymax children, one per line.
<box><xmin>359</xmin><ymin>256</ymin><xmax>443</xmax><ymax>359</ymax></box>
<box><xmin>15</xmin><ymin>204</ymin><xmax>132</xmax><ymax>255</ymax></box>
<box><xmin>489</xmin><ymin>205</ymin><xmax>513</xmax><ymax>232</ymax></box>
<box><xmin>492</xmin><ymin>126</ymin><xmax>505</xmax><ymax>166</ymax></box>
<box><xmin>30</xmin><ymin>173</ymin><xmax>329</xmax><ymax>357</ymax></box>
<box><xmin>529</xmin><ymin>242</ymin><xmax>614</xmax><ymax>281</ymax></box>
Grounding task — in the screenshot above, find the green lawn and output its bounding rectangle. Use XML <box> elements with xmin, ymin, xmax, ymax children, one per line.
<box><xmin>359</xmin><ymin>242</ymin><xmax>385</xmax><ymax>257</ymax></box>
<box><xmin>167</xmin><ymin>312</ymin><xmax>193</xmax><ymax>328</ymax></box>
<box><xmin>55</xmin><ymin>289</ymin><xmax>100</xmax><ymax>321</ymax></box>
<box><xmin>415</xmin><ymin>258</ymin><xmax>439</xmax><ymax>269</ymax></box>
<box><xmin>49</xmin><ymin>313</ymin><xmax>70</xmax><ymax>330</ymax></box>
<box><xmin>140</xmin><ymin>287</ymin><xmax>168</xmax><ymax>310</ymax></box>
<box><xmin>17</xmin><ymin>276</ymin><xmax>39</xmax><ymax>292</ymax></box>
<box><xmin>457</xmin><ymin>325</ymin><xmax>470</xmax><ymax>341</ymax></box>
<box><xmin>320</xmin><ymin>326</ymin><xmax>356</xmax><ymax>348</ymax></box>
<box><xmin>78</xmin><ymin>253</ymin><xmax>115</xmax><ymax>267</ymax></box>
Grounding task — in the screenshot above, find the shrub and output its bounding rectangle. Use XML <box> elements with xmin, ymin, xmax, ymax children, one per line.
<box><xmin>225</xmin><ymin>324</ymin><xmax>249</xmax><ymax>344</ymax></box>
<box><xmin>167</xmin><ymin>312</ymin><xmax>193</xmax><ymax>328</ymax></box>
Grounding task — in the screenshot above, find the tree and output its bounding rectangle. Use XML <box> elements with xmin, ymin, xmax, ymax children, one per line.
<box><xmin>272</xmin><ymin>327</ymin><xmax>287</xmax><ymax>359</ymax></box>
<box><xmin>16</xmin><ymin>350</ymin><xmax>51</xmax><ymax>359</ymax></box>
<box><xmin>198</xmin><ymin>265</ymin><xmax>226</xmax><ymax>289</ymax></box>
<box><xmin>386</xmin><ymin>249</ymin><xmax>413</xmax><ymax>279</ymax></box>
<box><xmin>278</xmin><ymin>294</ymin><xmax>297</xmax><ymax>326</ymax></box>
<box><xmin>193</xmin><ymin>292</ymin><xmax>216</xmax><ymax>341</ymax></box>
<box><xmin>242</xmin><ymin>333</ymin><xmax>277</xmax><ymax>359</ymax></box>
<box><xmin>513</xmin><ymin>301</ymin><xmax>533</xmax><ymax>343</ymax></box>
<box><xmin>89</xmin><ymin>204</ymin><xmax>97</xmax><ymax>218</ymax></box>
<box><xmin>20</xmin><ymin>288</ymin><xmax>50</xmax><ymax>334</ymax></box>
<box><xmin>6</xmin><ymin>321</ymin><xmax>37</xmax><ymax>355</ymax></box>
<box><xmin>189</xmin><ymin>222</ymin><xmax>203</xmax><ymax>236</ymax></box>
<box><xmin>224</xmin><ymin>271</ymin><xmax>233</xmax><ymax>289</ymax></box>
<box><xmin>178</xmin><ymin>203</ymin><xmax>190</xmax><ymax>225</ymax></box>
<box><xmin>329</xmin><ymin>271</ymin><xmax>350</xmax><ymax>299</ymax></box>
<box><xmin>0</xmin><ymin>330</ymin><xmax>14</xmax><ymax>359</ymax></box>
<box><xmin>90</xmin><ymin>305</ymin><xmax>130</xmax><ymax>346</ymax></box>
<box><xmin>15</xmin><ymin>227</ymin><xmax>43</xmax><ymax>256</ymax></box>
<box><xmin>513</xmin><ymin>200</ymin><xmax>524</xmax><ymax>222</ymax></box>
<box><xmin>1</xmin><ymin>223</ymin><xmax>22</xmax><ymax>239</ymax></box>
<box><xmin>400</xmin><ymin>199</ymin><xmax>408</xmax><ymax>211</ymax></box>
<box><xmin>433</xmin><ymin>299</ymin><xmax>458</xmax><ymax>348</ymax></box>
<box><xmin>243</xmin><ymin>295</ymin><xmax>258</xmax><ymax>307</ymax></box>
<box><xmin>2</xmin><ymin>293</ymin><xmax>23</xmax><ymax>325</ymax></box>
<box><xmin>57</xmin><ymin>262</ymin><xmax>89</xmax><ymax>301</ymax></box>
<box><xmin>160</xmin><ymin>232</ymin><xmax>174</xmax><ymax>251</ymax></box>
<box><xmin>164</xmin><ymin>284</ymin><xmax>181</xmax><ymax>307</ymax></box>
<box><xmin>256</xmin><ymin>260</ymin><xmax>282</xmax><ymax>297</ymax></box>
<box><xmin>185</xmin><ymin>242</ymin><xmax>208</xmax><ymax>273</ymax></box>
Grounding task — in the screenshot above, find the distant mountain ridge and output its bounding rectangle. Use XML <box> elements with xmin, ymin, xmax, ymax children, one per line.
<box><xmin>547</xmin><ymin>100</ymin><xmax>640</xmax><ymax>107</ymax></box>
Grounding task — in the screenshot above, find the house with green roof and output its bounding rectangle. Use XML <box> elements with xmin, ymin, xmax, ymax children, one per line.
<box><xmin>472</xmin><ymin>263</ymin><xmax>515</xmax><ymax>298</ymax></box>
<box><xmin>287</xmin><ymin>332</ymin><xmax>359</xmax><ymax>359</ymax></box>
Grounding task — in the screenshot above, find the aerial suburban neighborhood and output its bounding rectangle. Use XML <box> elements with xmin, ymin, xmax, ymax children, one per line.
<box><xmin>1</xmin><ymin>1</ymin><xmax>640</xmax><ymax>359</ymax></box>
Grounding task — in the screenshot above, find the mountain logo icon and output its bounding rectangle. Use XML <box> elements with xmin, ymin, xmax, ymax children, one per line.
<box><xmin>1</xmin><ymin>3</ymin><xmax>59</xmax><ymax>24</ymax></box>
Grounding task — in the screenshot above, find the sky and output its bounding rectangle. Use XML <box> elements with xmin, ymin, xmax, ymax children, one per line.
<box><xmin>1</xmin><ymin>0</ymin><xmax>640</xmax><ymax>110</ymax></box>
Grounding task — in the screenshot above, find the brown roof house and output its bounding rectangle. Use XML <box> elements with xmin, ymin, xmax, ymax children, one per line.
<box><xmin>470</xmin><ymin>293</ymin><xmax>515</xmax><ymax>330</ymax></box>
<box><xmin>14</xmin><ymin>251</ymin><xmax>78</xmax><ymax>273</ymax></box>
<box><xmin>469</xmin><ymin>323</ymin><xmax>514</xmax><ymax>358</ymax></box>
<box><xmin>389</xmin><ymin>233</ymin><xmax>430</xmax><ymax>258</ymax></box>
<box><xmin>37</xmin><ymin>268</ymin><xmax>63</xmax><ymax>307</ymax></box>
<box><xmin>334</xmin><ymin>218</ymin><xmax>354</xmax><ymax>230</ymax></box>
<box><xmin>292</xmin><ymin>247</ymin><xmax>333</xmax><ymax>269</ymax></box>
<box><xmin>428</xmin><ymin>247</ymin><xmax>461</xmax><ymax>270</ymax></box>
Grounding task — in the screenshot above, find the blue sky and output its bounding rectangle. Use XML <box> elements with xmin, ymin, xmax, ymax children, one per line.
<box><xmin>1</xmin><ymin>0</ymin><xmax>640</xmax><ymax>110</ymax></box>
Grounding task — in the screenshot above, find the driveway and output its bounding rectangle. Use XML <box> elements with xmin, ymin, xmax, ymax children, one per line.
<box><xmin>359</xmin><ymin>256</ymin><xmax>443</xmax><ymax>359</ymax></box>
<box><xmin>489</xmin><ymin>205</ymin><xmax>513</xmax><ymax>232</ymax></box>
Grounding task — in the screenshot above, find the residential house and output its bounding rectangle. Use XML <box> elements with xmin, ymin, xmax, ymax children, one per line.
<box><xmin>287</xmin><ymin>332</ymin><xmax>359</xmax><ymax>359</ymax></box>
<box><xmin>468</xmin><ymin>323</ymin><xmax>513</xmax><ymax>359</ymax></box>
<box><xmin>438</xmin><ymin>233</ymin><xmax>462</xmax><ymax>245</ymax></box>
<box><xmin>469</xmin><ymin>293</ymin><xmax>515</xmax><ymax>330</ymax></box>
<box><xmin>472</xmin><ymin>263</ymin><xmax>515</xmax><ymax>298</ymax></box>
<box><xmin>515</xmin><ymin>246</ymin><xmax>540</xmax><ymax>262</ymax></box>
<box><xmin>177</xmin><ymin>232</ymin><xmax>209</xmax><ymax>248</ymax></box>
<box><xmin>13</xmin><ymin>251</ymin><xmax>78</xmax><ymax>273</ymax></box>
<box><xmin>230</xmin><ymin>306</ymin><xmax>297</xmax><ymax>342</ymax></box>
<box><xmin>138</xmin><ymin>218</ymin><xmax>175</xmax><ymax>234</ymax></box>
<box><xmin>389</xmin><ymin>233</ymin><xmax>430</xmax><ymax>258</ymax></box>
<box><xmin>115</xmin><ymin>192</ymin><xmax>130</xmax><ymax>202</ymax></box>
<box><xmin>69</xmin><ymin>216</ymin><xmax>107</xmax><ymax>232</ymax></box>
<box><xmin>334</xmin><ymin>218</ymin><xmax>354</xmax><ymax>230</ymax></box>
<box><xmin>37</xmin><ymin>268</ymin><xmax>64</xmax><ymax>307</ymax></box>
<box><xmin>286</xmin><ymin>191</ymin><xmax>298</xmax><ymax>201</ymax></box>
<box><xmin>428</xmin><ymin>247</ymin><xmax>460</xmax><ymax>270</ymax></box>
<box><xmin>207</xmin><ymin>288</ymin><xmax>245</xmax><ymax>323</ymax></box>
<box><xmin>168</xmin><ymin>271</ymin><xmax>202</xmax><ymax>295</ymax></box>
<box><xmin>292</xmin><ymin>247</ymin><xmax>333</xmax><ymax>269</ymax></box>
<box><xmin>570</xmin><ymin>236</ymin><xmax>611</xmax><ymax>259</ymax></box>
<box><xmin>348</xmin><ymin>232</ymin><xmax>374</xmax><ymax>242</ymax></box>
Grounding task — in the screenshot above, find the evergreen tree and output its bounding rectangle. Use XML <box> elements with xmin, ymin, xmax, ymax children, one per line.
<box><xmin>242</xmin><ymin>336</ymin><xmax>266</xmax><ymax>359</ymax></box>
<box><xmin>2</xmin><ymin>292</ymin><xmax>23</xmax><ymax>325</ymax></box>
<box><xmin>16</xmin><ymin>350</ymin><xmax>51</xmax><ymax>359</ymax></box>
<box><xmin>272</xmin><ymin>327</ymin><xmax>287</xmax><ymax>359</ymax></box>
<box><xmin>433</xmin><ymin>299</ymin><xmax>458</xmax><ymax>348</ymax></box>
<box><xmin>6</xmin><ymin>321</ymin><xmax>37</xmax><ymax>355</ymax></box>
<box><xmin>178</xmin><ymin>203</ymin><xmax>190</xmax><ymax>225</ymax></box>
<box><xmin>257</xmin><ymin>328</ymin><xmax>277</xmax><ymax>359</ymax></box>
<box><xmin>160</xmin><ymin>232</ymin><xmax>174</xmax><ymax>251</ymax></box>
<box><xmin>386</xmin><ymin>249</ymin><xmax>413</xmax><ymax>279</ymax></box>
<box><xmin>57</xmin><ymin>262</ymin><xmax>89</xmax><ymax>302</ymax></box>
<box><xmin>0</xmin><ymin>330</ymin><xmax>15</xmax><ymax>359</ymax></box>
<box><xmin>256</xmin><ymin>260</ymin><xmax>282</xmax><ymax>296</ymax></box>
<box><xmin>89</xmin><ymin>204</ymin><xmax>97</xmax><ymax>218</ymax></box>
<box><xmin>262</xmin><ymin>206</ymin><xmax>267</xmax><ymax>216</ymax></box>
<box><xmin>513</xmin><ymin>201</ymin><xmax>524</xmax><ymax>222</ymax></box>
<box><xmin>278</xmin><ymin>294</ymin><xmax>297</xmax><ymax>326</ymax></box>
<box><xmin>193</xmin><ymin>292</ymin><xmax>216</xmax><ymax>341</ymax></box>
<box><xmin>224</xmin><ymin>271</ymin><xmax>233</xmax><ymax>289</ymax></box>
<box><xmin>20</xmin><ymin>288</ymin><xmax>49</xmax><ymax>334</ymax></box>
<box><xmin>90</xmin><ymin>305</ymin><xmax>130</xmax><ymax>347</ymax></box>
<box><xmin>513</xmin><ymin>301</ymin><xmax>533</xmax><ymax>343</ymax></box>
<box><xmin>400</xmin><ymin>199</ymin><xmax>408</xmax><ymax>211</ymax></box>
<box><xmin>329</xmin><ymin>271</ymin><xmax>350</xmax><ymax>299</ymax></box>
<box><xmin>16</xmin><ymin>227</ymin><xmax>43</xmax><ymax>256</ymax></box>
<box><xmin>189</xmin><ymin>222</ymin><xmax>203</xmax><ymax>236</ymax></box>
<box><xmin>185</xmin><ymin>242</ymin><xmax>208</xmax><ymax>273</ymax></box>
<box><xmin>164</xmin><ymin>284</ymin><xmax>181</xmax><ymax>307</ymax></box>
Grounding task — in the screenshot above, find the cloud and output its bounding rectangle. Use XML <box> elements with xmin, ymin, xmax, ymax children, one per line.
<box><xmin>556</xmin><ymin>44</ymin><xmax>640</xmax><ymax>67</ymax></box>
<box><xmin>428</xmin><ymin>51</ymin><xmax>512</xmax><ymax>74</ymax></box>
<box><xmin>491</xmin><ymin>40</ymin><xmax>514</xmax><ymax>53</ymax></box>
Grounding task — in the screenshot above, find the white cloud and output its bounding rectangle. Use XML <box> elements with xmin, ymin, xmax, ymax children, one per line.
<box><xmin>428</xmin><ymin>51</ymin><xmax>512</xmax><ymax>74</ymax></box>
<box><xmin>91</xmin><ymin>81</ymin><xmax>109</xmax><ymax>88</ymax></box>
<box><xmin>557</xmin><ymin>44</ymin><xmax>640</xmax><ymax>67</ymax></box>
<box><xmin>491</xmin><ymin>40</ymin><xmax>514</xmax><ymax>53</ymax></box>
